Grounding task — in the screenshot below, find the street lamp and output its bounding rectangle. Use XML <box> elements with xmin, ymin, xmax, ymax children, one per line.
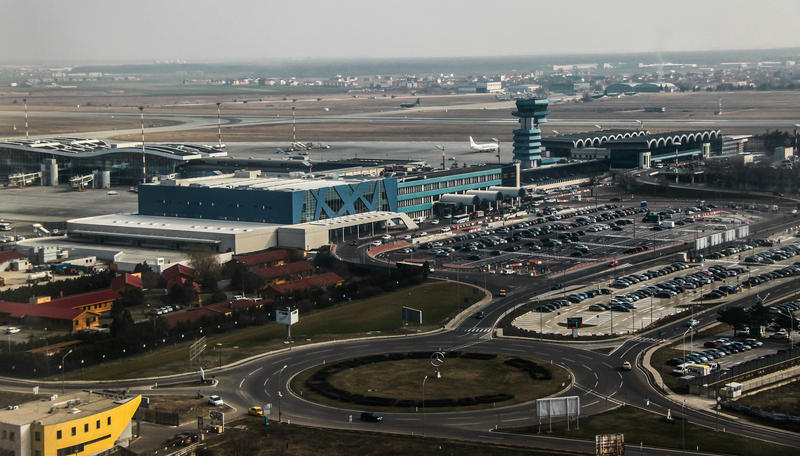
<box><xmin>215</xmin><ymin>343</ymin><xmax>223</xmax><ymax>368</ymax></box>
<box><xmin>681</xmin><ymin>326</ymin><xmax>694</xmax><ymax>362</ymax></box>
<box><xmin>777</xmin><ymin>309</ymin><xmax>794</xmax><ymax>350</ymax></box>
<box><xmin>422</xmin><ymin>375</ymin><xmax>429</xmax><ymax>436</ymax></box>
<box><xmin>277</xmin><ymin>364</ymin><xmax>288</xmax><ymax>422</ymax></box>
<box><xmin>61</xmin><ymin>349</ymin><xmax>73</xmax><ymax>393</ymax></box>
<box><xmin>491</xmin><ymin>138</ymin><xmax>500</xmax><ymax>164</ymax></box>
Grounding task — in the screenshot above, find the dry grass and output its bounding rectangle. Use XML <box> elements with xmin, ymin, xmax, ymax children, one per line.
<box><xmin>291</xmin><ymin>355</ymin><xmax>568</xmax><ymax>412</ymax></box>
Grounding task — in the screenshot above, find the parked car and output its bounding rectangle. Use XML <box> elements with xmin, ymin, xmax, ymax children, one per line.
<box><xmin>208</xmin><ymin>395</ymin><xmax>224</xmax><ymax>406</ymax></box>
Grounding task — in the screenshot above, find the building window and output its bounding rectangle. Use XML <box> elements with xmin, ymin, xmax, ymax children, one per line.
<box><xmin>107</xmin><ymin>417</ymin><xmax>111</xmax><ymax>425</ymax></box>
<box><xmin>2</xmin><ymin>430</ymin><xmax>6</xmax><ymax>439</ymax></box>
<box><xmin>57</xmin><ymin>430</ymin><xmax>62</xmax><ymax>439</ymax></box>
<box><xmin>96</xmin><ymin>420</ymin><xmax>100</xmax><ymax>429</ymax></box>
<box><xmin>71</xmin><ymin>427</ymin><xmax>76</xmax><ymax>436</ymax></box>
<box><xmin>9</xmin><ymin>432</ymin><xmax>14</xmax><ymax>441</ymax></box>
<box><xmin>35</xmin><ymin>431</ymin><xmax>41</xmax><ymax>441</ymax></box>
<box><xmin>84</xmin><ymin>423</ymin><xmax>88</xmax><ymax>432</ymax></box>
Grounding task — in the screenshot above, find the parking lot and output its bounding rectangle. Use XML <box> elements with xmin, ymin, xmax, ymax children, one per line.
<box><xmin>377</xmin><ymin>200</ymin><xmax>767</xmax><ymax>279</ymax></box>
<box><xmin>509</xmin><ymin>236</ymin><xmax>800</xmax><ymax>336</ymax></box>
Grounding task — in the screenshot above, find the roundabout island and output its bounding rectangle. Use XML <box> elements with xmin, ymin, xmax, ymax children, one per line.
<box><xmin>290</xmin><ymin>352</ymin><xmax>571</xmax><ymax>412</ymax></box>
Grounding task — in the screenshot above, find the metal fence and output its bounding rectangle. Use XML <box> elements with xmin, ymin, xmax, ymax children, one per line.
<box><xmin>689</xmin><ymin>347</ymin><xmax>800</xmax><ymax>396</ymax></box>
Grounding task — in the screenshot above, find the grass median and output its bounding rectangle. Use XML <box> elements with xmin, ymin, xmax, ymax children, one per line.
<box><xmin>503</xmin><ymin>405</ymin><xmax>797</xmax><ymax>456</ymax></box>
<box><xmin>60</xmin><ymin>281</ymin><xmax>484</xmax><ymax>381</ymax></box>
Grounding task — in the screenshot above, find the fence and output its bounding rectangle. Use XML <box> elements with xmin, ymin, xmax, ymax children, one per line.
<box><xmin>136</xmin><ymin>408</ymin><xmax>180</xmax><ymax>427</ymax></box>
<box><xmin>689</xmin><ymin>348</ymin><xmax>800</xmax><ymax>397</ymax></box>
<box><xmin>721</xmin><ymin>400</ymin><xmax>800</xmax><ymax>425</ymax></box>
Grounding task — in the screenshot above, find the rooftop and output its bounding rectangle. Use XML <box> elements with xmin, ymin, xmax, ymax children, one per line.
<box><xmin>0</xmin><ymin>392</ymin><xmax>139</xmax><ymax>426</ymax></box>
<box><xmin>234</xmin><ymin>249</ymin><xmax>290</xmax><ymax>266</ymax></box>
<box><xmin>68</xmin><ymin>213</ymin><xmax>280</xmax><ymax>234</ymax></box>
<box><xmin>148</xmin><ymin>174</ymin><xmax>383</xmax><ymax>192</ymax></box>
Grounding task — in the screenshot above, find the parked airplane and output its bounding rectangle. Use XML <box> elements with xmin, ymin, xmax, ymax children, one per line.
<box><xmin>469</xmin><ymin>137</ymin><xmax>499</xmax><ymax>152</ymax></box>
<box><xmin>400</xmin><ymin>98</ymin><xmax>420</xmax><ymax>108</ymax></box>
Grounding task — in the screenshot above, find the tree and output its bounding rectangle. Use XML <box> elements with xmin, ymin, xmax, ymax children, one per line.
<box><xmin>717</xmin><ymin>307</ymin><xmax>749</xmax><ymax>336</ymax></box>
<box><xmin>185</xmin><ymin>245</ymin><xmax>221</xmax><ymax>291</ymax></box>
<box><xmin>747</xmin><ymin>304</ymin><xmax>773</xmax><ymax>329</ymax></box>
<box><xmin>110</xmin><ymin>301</ymin><xmax>134</xmax><ymax>338</ymax></box>
<box><xmin>167</xmin><ymin>282</ymin><xmax>197</xmax><ymax>306</ymax></box>
<box><xmin>118</xmin><ymin>288</ymin><xmax>144</xmax><ymax>308</ymax></box>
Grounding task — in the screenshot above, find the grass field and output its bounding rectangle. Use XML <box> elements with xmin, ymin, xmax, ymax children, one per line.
<box><xmin>202</xmin><ymin>420</ymin><xmax>576</xmax><ymax>456</ymax></box>
<box><xmin>60</xmin><ymin>281</ymin><xmax>484</xmax><ymax>380</ymax></box>
<box><xmin>737</xmin><ymin>379</ymin><xmax>800</xmax><ymax>416</ymax></box>
<box><xmin>291</xmin><ymin>355</ymin><xmax>567</xmax><ymax>412</ymax></box>
<box><xmin>504</xmin><ymin>405</ymin><xmax>797</xmax><ymax>456</ymax></box>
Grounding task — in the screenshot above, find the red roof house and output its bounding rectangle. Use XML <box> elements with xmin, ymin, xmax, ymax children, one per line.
<box><xmin>253</xmin><ymin>261</ymin><xmax>314</xmax><ymax>285</ymax></box>
<box><xmin>266</xmin><ymin>272</ymin><xmax>344</xmax><ymax>297</ymax></box>
<box><xmin>233</xmin><ymin>249</ymin><xmax>290</xmax><ymax>267</ymax></box>
<box><xmin>111</xmin><ymin>273</ymin><xmax>143</xmax><ymax>292</ymax></box>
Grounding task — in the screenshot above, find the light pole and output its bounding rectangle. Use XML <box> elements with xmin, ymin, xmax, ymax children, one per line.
<box><xmin>277</xmin><ymin>364</ymin><xmax>288</xmax><ymax>422</ymax></box>
<box><xmin>778</xmin><ymin>309</ymin><xmax>794</xmax><ymax>350</ymax></box>
<box><xmin>215</xmin><ymin>343</ymin><xmax>222</xmax><ymax>368</ymax></box>
<box><xmin>422</xmin><ymin>375</ymin><xmax>429</xmax><ymax>436</ymax></box>
<box><xmin>60</xmin><ymin>349</ymin><xmax>73</xmax><ymax>393</ymax></box>
<box><xmin>492</xmin><ymin>138</ymin><xmax>500</xmax><ymax>164</ymax></box>
<box><xmin>673</xmin><ymin>141</ymin><xmax>682</xmax><ymax>184</ymax></box>
<box><xmin>681</xmin><ymin>326</ymin><xmax>693</xmax><ymax>362</ymax></box>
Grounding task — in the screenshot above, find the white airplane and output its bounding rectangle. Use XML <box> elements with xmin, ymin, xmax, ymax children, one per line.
<box><xmin>469</xmin><ymin>136</ymin><xmax>499</xmax><ymax>152</ymax></box>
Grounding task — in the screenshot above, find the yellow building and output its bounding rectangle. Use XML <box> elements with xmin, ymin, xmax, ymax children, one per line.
<box><xmin>0</xmin><ymin>392</ymin><xmax>141</xmax><ymax>456</ymax></box>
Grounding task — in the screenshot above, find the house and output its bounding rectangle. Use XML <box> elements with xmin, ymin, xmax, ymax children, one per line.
<box><xmin>0</xmin><ymin>301</ymin><xmax>100</xmax><ymax>331</ymax></box>
<box><xmin>111</xmin><ymin>273</ymin><xmax>143</xmax><ymax>292</ymax></box>
<box><xmin>165</xmin><ymin>298</ymin><xmax>266</xmax><ymax>327</ymax></box>
<box><xmin>232</xmin><ymin>249</ymin><xmax>291</xmax><ymax>268</ymax></box>
<box><xmin>0</xmin><ymin>289</ymin><xmax>121</xmax><ymax>331</ymax></box>
<box><xmin>162</xmin><ymin>264</ymin><xmax>200</xmax><ymax>292</ymax></box>
<box><xmin>265</xmin><ymin>272</ymin><xmax>344</xmax><ymax>297</ymax></box>
<box><xmin>253</xmin><ymin>261</ymin><xmax>314</xmax><ymax>286</ymax></box>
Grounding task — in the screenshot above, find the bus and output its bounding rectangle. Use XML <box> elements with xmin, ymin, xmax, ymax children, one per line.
<box><xmin>452</xmin><ymin>214</ymin><xmax>470</xmax><ymax>224</ymax></box>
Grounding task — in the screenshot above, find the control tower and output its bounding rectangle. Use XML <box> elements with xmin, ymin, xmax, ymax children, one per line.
<box><xmin>512</xmin><ymin>98</ymin><xmax>550</xmax><ymax>168</ymax></box>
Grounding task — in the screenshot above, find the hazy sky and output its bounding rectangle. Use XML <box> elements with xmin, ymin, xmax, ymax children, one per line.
<box><xmin>2</xmin><ymin>0</ymin><xmax>798</xmax><ymax>63</ymax></box>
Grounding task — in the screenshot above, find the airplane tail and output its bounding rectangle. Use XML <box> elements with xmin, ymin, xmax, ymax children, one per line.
<box><xmin>469</xmin><ymin>136</ymin><xmax>477</xmax><ymax>147</ymax></box>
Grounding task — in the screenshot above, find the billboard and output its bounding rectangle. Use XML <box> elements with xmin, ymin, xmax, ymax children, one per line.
<box><xmin>566</xmin><ymin>317</ymin><xmax>583</xmax><ymax>329</ymax></box>
<box><xmin>536</xmin><ymin>396</ymin><xmax>580</xmax><ymax>419</ymax></box>
<box><xmin>276</xmin><ymin>308</ymin><xmax>299</xmax><ymax>325</ymax></box>
<box><xmin>402</xmin><ymin>306</ymin><xmax>423</xmax><ymax>325</ymax></box>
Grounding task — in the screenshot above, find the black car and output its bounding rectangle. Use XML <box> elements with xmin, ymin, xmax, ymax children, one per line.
<box><xmin>360</xmin><ymin>412</ymin><xmax>383</xmax><ymax>422</ymax></box>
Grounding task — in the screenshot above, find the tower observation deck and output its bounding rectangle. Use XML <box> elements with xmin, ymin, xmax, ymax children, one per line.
<box><xmin>511</xmin><ymin>98</ymin><xmax>550</xmax><ymax>168</ymax></box>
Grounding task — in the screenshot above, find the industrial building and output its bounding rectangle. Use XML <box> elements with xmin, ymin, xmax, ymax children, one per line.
<box><xmin>0</xmin><ymin>392</ymin><xmax>141</xmax><ymax>456</ymax></box>
<box><xmin>541</xmin><ymin>130</ymin><xmax>649</xmax><ymax>158</ymax></box>
<box><xmin>606</xmin><ymin>130</ymin><xmax>720</xmax><ymax>169</ymax></box>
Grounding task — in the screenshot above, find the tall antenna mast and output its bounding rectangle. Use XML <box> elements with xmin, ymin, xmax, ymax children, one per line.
<box><xmin>23</xmin><ymin>98</ymin><xmax>29</xmax><ymax>139</ymax></box>
<box><xmin>139</xmin><ymin>106</ymin><xmax>146</xmax><ymax>183</ymax></box>
<box><xmin>216</xmin><ymin>102</ymin><xmax>223</xmax><ymax>149</ymax></box>
<box><xmin>291</xmin><ymin>106</ymin><xmax>296</xmax><ymax>147</ymax></box>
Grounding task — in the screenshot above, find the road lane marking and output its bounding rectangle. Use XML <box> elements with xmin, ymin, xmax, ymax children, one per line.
<box><xmin>501</xmin><ymin>417</ymin><xmax>528</xmax><ymax>422</ymax></box>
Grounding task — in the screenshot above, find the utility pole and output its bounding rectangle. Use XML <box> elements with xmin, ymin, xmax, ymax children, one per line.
<box><xmin>216</xmin><ymin>102</ymin><xmax>223</xmax><ymax>149</ymax></box>
<box><xmin>23</xmin><ymin>98</ymin><xmax>29</xmax><ymax>139</ymax></box>
<box><xmin>139</xmin><ymin>106</ymin><xmax>146</xmax><ymax>183</ymax></box>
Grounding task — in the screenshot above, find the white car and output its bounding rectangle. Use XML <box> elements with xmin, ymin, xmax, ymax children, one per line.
<box><xmin>440</xmin><ymin>227</ymin><xmax>451</xmax><ymax>233</ymax></box>
<box><xmin>208</xmin><ymin>395</ymin><xmax>224</xmax><ymax>406</ymax></box>
<box><xmin>687</xmin><ymin>319</ymin><xmax>699</xmax><ymax>327</ymax></box>
<box><xmin>430</xmin><ymin>219</ymin><xmax>440</xmax><ymax>225</ymax></box>
<box><xmin>4</xmin><ymin>327</ymin><xmax>20</xmax><ymax>334</ymax></box>
<box><xmin>370</xmin><ymin>240</ymin><xmax>382</xmax><ymax>247</ymax></box>
<box><xmin>381</xmin><ymin>234</ymin><xmax>392</xmax><ymax>241</ymax></box>
<box><xmin>401</xmin><ymin>235</ymin><xmax>412</xmax><ymax>240</ymax></box>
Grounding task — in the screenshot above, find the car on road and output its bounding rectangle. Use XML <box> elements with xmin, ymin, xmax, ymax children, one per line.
<box><xmin>474</xmin><ymin>311</ymin><xmax>485</xmax><ymax>319</ymax></box>
<box><xmin>370</xmin><ymin>240</ymin><xmax>382</xmax><ymax>246</ymax></box>
<box><xmin>381</xmin><ymin>234</ymin><xmax>392</xmax><ymax>241</ymax></box>
<box><xmin>248</xmin><ymin>406</ymin><xmax>264</xmax><ymax>416</ymax></box>
<box><xmin>687</xmin><ymin>319</ymin><xmax>700</xmax><ymax>327</ymax></box>
<box><xmin>208</xmin><ymin>395</ymin><xmax>224</xmax><ymax>406</ymax></box>
<box><xmin>360</xmin><ymin>412</ymin><xmax>383</xmax><ymax>422</ymax></box>
<box><xmin>621</xmin><ymin>361</ymin><xmax>632</xmax><ymax>371</ymax></box>
<box><xmin>4</xmin><ymin>327</ymin><xmax>20</xmax><ymax>334</ymax></box>
<box><xmin>497</xmin><ymin>289</ymin><xmax>507</xmax><ymax>297</ymax></box>
<box><xmin>608</xmin><ymin>260</ymin><xmax>619</xmax><ymax>267</ymax></box>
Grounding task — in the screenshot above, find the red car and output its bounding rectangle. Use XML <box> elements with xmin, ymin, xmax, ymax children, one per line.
<box><xmin>608</xmin><ymin>261</ymin><xmax>620</xmax><ymax>267</ymax></box>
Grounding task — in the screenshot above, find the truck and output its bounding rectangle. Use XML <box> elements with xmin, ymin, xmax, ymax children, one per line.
<box><xmin>660</xmin><ymin>220</ymin><xmax>676</xmax><ymax>229</ymax></box>
<box><xmin>640</xmin><ymin>201</ymin><xmax>648</xmax><ymax>208</ymax></box>
<box><xmin>26</xmin><ymin>271</ymin><xmax>52</xmax><ymax>283</ymax></box>
<box><xmin>686</xmin><ymin>364</ymin><xmax>711</xmax><ymax>377</ymax></box>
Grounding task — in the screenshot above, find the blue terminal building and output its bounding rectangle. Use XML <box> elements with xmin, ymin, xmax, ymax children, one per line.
<box><xmin>512</xmin><ymin>98</ymin><xmax>550</xmax><ymax>168</ymax></box>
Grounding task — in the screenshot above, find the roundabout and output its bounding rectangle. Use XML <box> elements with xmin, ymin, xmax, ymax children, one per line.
<box><xmin>290</xmin><ymin>352</ymin><xmax>570</xmax><ymax>412</ymax></box>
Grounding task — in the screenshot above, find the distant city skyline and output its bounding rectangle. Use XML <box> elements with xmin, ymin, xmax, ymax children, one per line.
<box><xmin>2</xmin><ymin>0</ymin><xmax>799</xmax><ymax>64</ymax></box>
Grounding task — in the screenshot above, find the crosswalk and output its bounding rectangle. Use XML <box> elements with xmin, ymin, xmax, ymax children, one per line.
<box><xmin>461</xmin><ymin>327</ymin><xmax>493</xmax><ymax>333</ymax></box>
<box><xmin>629</xmin><ymin>336</ymin><xmax>666</xmax><ymax>344</ymax></box>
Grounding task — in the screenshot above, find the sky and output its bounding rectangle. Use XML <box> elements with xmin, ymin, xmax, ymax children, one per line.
<box><xmin>2</xmin><ymin>0</ymin><xmax>799</xmax><ymax>64</ymax></box>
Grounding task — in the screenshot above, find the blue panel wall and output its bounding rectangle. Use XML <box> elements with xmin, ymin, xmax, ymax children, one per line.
<box><xmin>138</xmin><ymin>185</ymin><xmax>296</xmax><ymax>224</ymax></box>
